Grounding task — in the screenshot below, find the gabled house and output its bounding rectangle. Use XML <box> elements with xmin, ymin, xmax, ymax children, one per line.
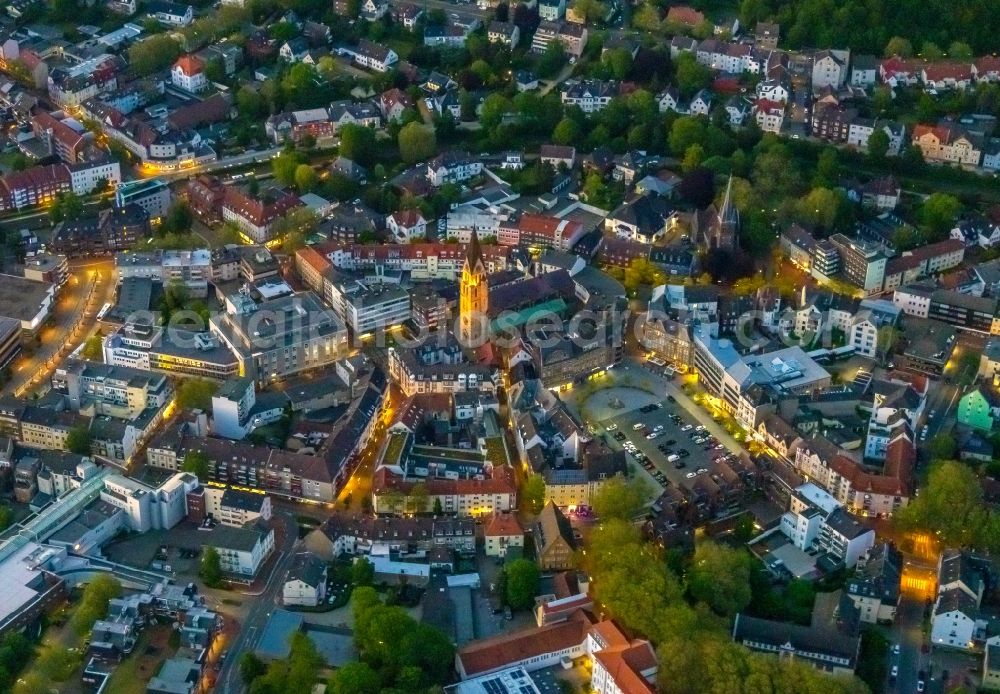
<box><xmin>724</xmin><ymin>96</ymin><xmax>750</xmax><ymax>126</ymax></box>
<box><xmin>379</xmin><ymin>88</ymin><xmax>412</xmax><ymax>122</ymax></box>
<box><xmin>912</xmin><ymin>123</ymin><xmax>983</xmax><ymax>167</ymax></box>
<box><xmin>605</xmin><ymin>194</ymin><xmax>677</xmax><ymax>244</ymax></box>
<box><xmin>484</xmin><ymin>512</ymin><xmax>524</xmax><ymax>557</ymax></box>
<box><xmin>393</xmin><ymin>3</ymin><xmax>423</xmax><ymax>28</ymax></box>
<box><xmin>279</xmin><ymin>37</ymin><xmax>310</xmax><ymax>62</ymax></box>
<box><xmin>361</xmin><ymin>0</ymin><xmax>388</xmax><ymax>20</ymax></box>
<box><xmin>487</xmin><ymin>21</ymin><xmax>520</xmax><ymax>48</ymax></box>
<box><xmin>845</xmin><ymin>543</ymin><xmax>903</xmax><ymax>624</ymax></box>
<box><xmin>351</xmin><ymin>39</ymin><xmax>398</xmax><ymax>72</ymax></box>
<box><xmin>427</xmin><ymin>150</ymin><xmax>482</xmax><ymax>186</ymax></box>
<box><xmin>754</xmin><ymin>99</ymin><xmax>784</xmax><ymax>133</ymax></box>
<box><xmin>387</xmin><ymin>209</ymin><xmax>427</xmax><ymax>244</ymax></box>
<box><xmin>931</xmin><ymin>550</ymin><xmax>994</xmax><ymax>651</ymax></box>
<box><xmin>539</xmin><ymin>144</ymin><xmax>575</xmax><ymax>170</ymax></box>
<box><xmin>688</xmin><ymin>89</ymin><xmax>712</xmax><ymax>115</ymax></box>
<box><xmin>534</xmin><ymin>501</ymin><xmax>576</xmax><ymax>570</ymax></box>
<box><xmin>560</xmin><ymin>80</ymin><xmax>617</xmax><ymax>113</ymax></box>
<box><xmin>170</xmin><ymin>55</ymin><xmax>206</xmax><ymax>93</ymax></box>
<box><xmin>657</xmin><ymin>87</ymin><xmax>682</xmax><ymax>114</ymax></box>
<box><xmin>282</xmin><ymin>552</ymin><xmax>327</xmax><ymax>607</ymax></box>
<box><xmin>145</xmin><ymin>0</ymin><xmax>193</xmax><ymax>26</ymax></box>
<box><xmin>922</xmin><ymin>62</ymin><xmax>973</xmax><ymax>91</ymax></box>
<box><xmin>812</xmin><ymin>49</ymin><xmax>850</xmax><ymax>89</ymax></box>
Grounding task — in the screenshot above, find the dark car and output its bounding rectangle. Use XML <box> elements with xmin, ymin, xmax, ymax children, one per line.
<box><xmin>678</xmin><ymin>449</ymin><xmax>690</xmax><ymax>457</ymax></box>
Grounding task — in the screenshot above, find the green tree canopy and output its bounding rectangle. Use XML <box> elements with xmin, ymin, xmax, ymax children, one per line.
<box><xmin>128</xmin><ymin>35</ymin><xmax>182</xmax><ymax>76</ymax></box>
<box><xmin>70</xmin><ymin>575</ymin><xmax>122</xmax><ymax>636</ymax></box>
<box><xmin>521</xmin><ymin>474</ymin><xmax>546</xmax><ymax>514</ymax></box>
<box><xmin>918</xmin><ymin>192</ymin><xmax>962</xmax><ymax>240</ymax></box>
<box><xmin>66</xmin><ymin>426</ymin><xmax>92</xmax><ymax>455</ymax></box>
<box><xmin>591</xmin><ymin>476</ymin><xmax>650</xmax><ymax>520</ymax></box>
<box><xmin>895</xmin><ymin>460</ymin><xmax>986</xmax><ymax>548</ymax></box>
<box><xmin>200</xmin><ymin>546</ymin><xmax>223</xmax><ymax>587</ymax></box>
<box><xmin>272</xmin><ymin>150</ymin><xmax>305</xmax><ymax>186</ymax></box>
<box><xmin>687</xmin><ymin>541</ymin><xmax>753</xmax><ymax>617</ymax></box>
<box><xmin>294</xmin><ymin>164</ymin><xmax>318</xmax><ymax>193</ymax></box>
<box><xmin>328</xmin><ymin>661</ymin><xmax>381</xmax><ymax>694</ymax></box>
<box><xmin>339</xmin><ymin>124</ymin><xmax>377</xmax><ymax>167</ymax></box>
<box><xmin>182</xmin><ymin>450</ymin><xmax>209</xmax><ymax>480</ymax></box>
<box><xmin>398</xmin><ymin>123</ymin><xmax>437</xmax><ymax>164</ymax></box>
<box><xmin>505</xmin><ymin>559</ymin><xmax>540</xmax><ymax>610</ymax></box>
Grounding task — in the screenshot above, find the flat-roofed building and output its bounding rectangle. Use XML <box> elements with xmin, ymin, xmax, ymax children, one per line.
<box><xmin>210</xmin><ymin>291</ymin><xmax>348</xmax><ymax>383</ymax></box>
<box><xmin>0</xmin><ymin>273</ymin><xmax>54</xmax><ymax>333</ymax></box>
<box><xmin>103</xmin><ymin>322</ymin><xmax>241</xmax><ymax>380</ymax></box>
<box><xmin>114</xmin><ymin>178</ymin><xmax>171</xmax><ymax>220</ymax></box>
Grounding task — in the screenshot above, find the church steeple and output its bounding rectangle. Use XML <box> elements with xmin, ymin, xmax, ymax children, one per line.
<box><xmin>459</xmin><ymin>230</ymin><xmax>489</xmax><ymax>347</ymax></box>
<box><xmin>466</xmin><ymin>228</ymin><xmax>486</xmax><ymax>275</ymax></box>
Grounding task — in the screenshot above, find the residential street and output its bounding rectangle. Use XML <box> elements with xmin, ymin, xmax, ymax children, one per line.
<box><xmin>216</xmin><ymin>511</ymin><xmax>301</xmax><ymax>693</ymax></box>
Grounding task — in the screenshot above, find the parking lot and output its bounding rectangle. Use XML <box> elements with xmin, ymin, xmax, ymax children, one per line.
<box><xmin>599</xmin><ymin>394</ymin><xmax>740</xmax><ymax>495</ymax></box>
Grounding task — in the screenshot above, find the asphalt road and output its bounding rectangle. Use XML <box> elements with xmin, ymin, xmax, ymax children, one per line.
<box><xmin>216</xmin><ymin>511</ymin><xmax>301</xmax><ymax>693</ymax></box>
<box><xmin>7</xmin><ymin>258</ymin><xmax>115</xmax><ymax>397</ymax></box>
<box><xmin>891</xmin><ymin>595</ymin><xmax>926</xmax><ymax>693</ymax></box>
<box><xmin>136</xmin><ymin>146</ymin><xmax>284</xmax><ymax>181</ymax></box>
<box><xmin>575</xmin><ymin>358</ymin><xmax>751</xmax><ymax>492</ymax></box>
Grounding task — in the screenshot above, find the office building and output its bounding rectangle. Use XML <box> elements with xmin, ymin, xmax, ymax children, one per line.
<box><xmin>114</xmin><ymin>178</ymin><xmax>172</xmax><ymax>220</ymax></box>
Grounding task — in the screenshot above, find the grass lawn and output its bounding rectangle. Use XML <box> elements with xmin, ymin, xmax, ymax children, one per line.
<box><xmin>383</xmin><ymin>431</ymin><xmax>410</xmax><ymax>466</ymax></box>
<box><xmin>104</xmin><ymin>647</ymin><xmax>150</xmax><ymax>694</ymax></box>
<box><xmin>484</xmin><ymin>437</ymin><xmax>509</xmax><ymax>467</ymax></box>
<box><xmin>104</xmin><ymin>625</ymin><xmax>177</xmax><ymax>694</ymax></box>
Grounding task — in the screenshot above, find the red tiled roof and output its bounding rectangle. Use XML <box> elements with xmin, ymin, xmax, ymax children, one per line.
<box><xmin>885</xmin><ymin>238</ymin><xmax>964</xmax><ymax>275</ymax></box>
<box><xmin>913</xmin><ymin>123</ymin><xmax>970</xmax><ymax>146</ymax></box>
<box><xmin>975</xmin><ymin>56</ymin><xmax>1000</xmax><ymax>75</ymax></box>
<box><xmin>712</xmin><ymin>76</ymin><xmax>742</xmax><ymax>94</ymax></box>
<box><xmin>173</xmin><ymin>54</ymin><xmax>205</xmax><ymax>77</ymax></box>
<box><xmin>457</xmin><ymin>609</ymin><xmax>594</xmax><ymax>676</ymax></box>
<box><xmin>665</xmin><ymin>5</ymin><xmax>704</xmax><ymax>26</ymax></box>
<box><xmin>593</xmin><ymin>641</ymin><xmax>657</xmax><ymax>694</ymax></box>
<box><xmin>19</xmin><ymin>49</ymin><xmax>43</xmax><ymax>71</ymax></box>
<box><xmin>295</xmin><ymin>245</ymin><xmax>332</xmax><ymax>274</ymax></box>
<box><xmin>484</xmin><ymin>512</ymin><xmax>524</xmax><ymax>537</ymax></box>
<box><xmin>754</xmin><ymin>98</ymin><xmax>784</xmax><ymax>113</ymax></box>
<box><xmin>922</xmin><ymin>62</ymin><xmax>973</xmax><ymax>82</ymax></box>
<box><xmin>32</xmin><ymin>111</ymin><xmax>84</xmax><ymax>152</ymax></box>
<box><xmin>390</xmin><ymin>208</ymin><xmax>424</xmax><ymax>227</ymax></box>
<box><xmin>880</xmin><ymin>56</ymin><xmax>920</xmax><ymax>77</ymax></box>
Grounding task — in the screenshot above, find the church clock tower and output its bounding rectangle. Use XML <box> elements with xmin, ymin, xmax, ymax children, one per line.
<box><xmin>459</xmin><ymin>230</ymin><xmax>489</xmax><ymax>347</ymax></box>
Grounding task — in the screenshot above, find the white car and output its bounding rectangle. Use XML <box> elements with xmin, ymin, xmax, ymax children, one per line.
<box><xmin>654</xmin><ymin>425</ymin><xmax>664</xmax><ymax>432</ymax></box>
<box><xmin>686</xmin><ymin>472</ymin><xmax>697</xmax><ymax>479</ymax></box>
<box><xmin>889</xmin><ymin>665</ymin><xmax>898</xmax><ymax>679</ymax></box>
<box><xmin>646</xmin><ymin>432</ymin><xmax>659</xmax><ymax>440</ymax></box>
<box><xmin>606</xmin><ymin>424</ymin><xmax>618</xmax><ymax>432</ymax></box>
<box><xmin>633</xmin><ymin>423</ymin><xmax>645</xmax><ymax>430</ymax></box>
<box><xmin>892</xmin><ymin>644</ymin><xmax>900</xmax><ymax>655</ymax></box>
<box><xmin>681</xmin><ymin>424</ymin><xmax>694</xmax><ymax>432</ymax></box>
<box><xmin>696</xmin><ymin>468</ymin><xmax>708</xmax><ymax>475</ymax></box>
